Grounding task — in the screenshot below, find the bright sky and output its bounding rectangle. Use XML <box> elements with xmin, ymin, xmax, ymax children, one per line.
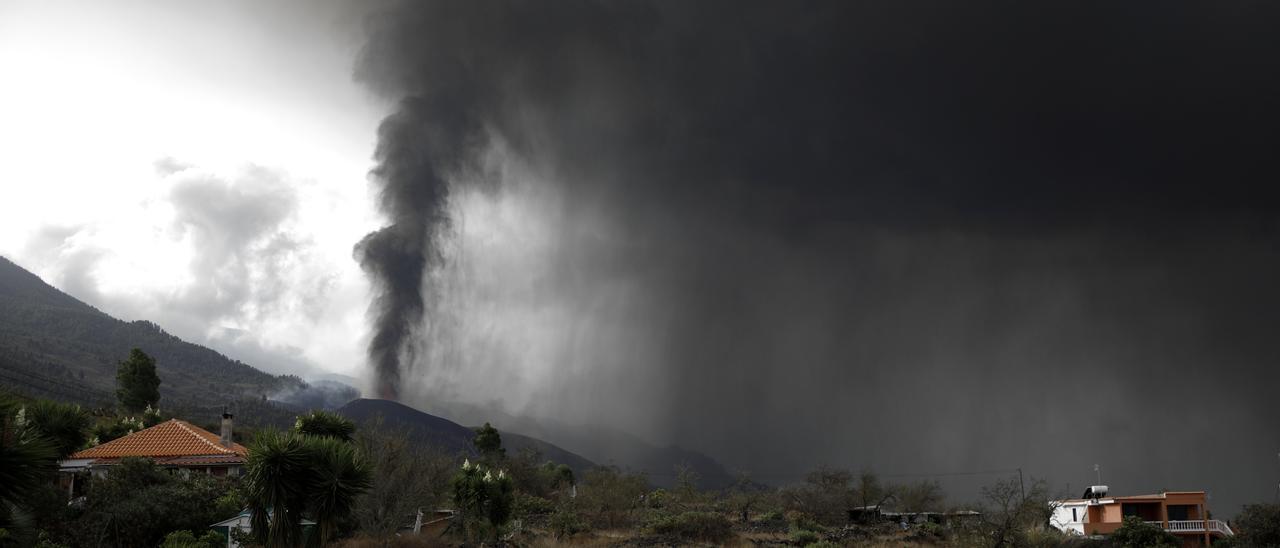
<box><xmin>0</xmin><ymin>0</ymin><xmax>386</xmax><ymax>380</ymax></box>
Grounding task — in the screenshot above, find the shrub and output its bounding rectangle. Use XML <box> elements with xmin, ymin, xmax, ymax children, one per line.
<box><xmin>577</xmin><ymin>466</ymin><xmax>649</xmax><ymax>528</ymax></box>
<box><xmin>58</xmin><ymin>458</ymin><xmax>233</xmax><ymax>547</ymax></box>
<box><xmin>549</xmin><ymin>507</ymin><xmax>590</xmax><ymax>538</ymax></box>
<box><xmin>514</xmin><ymin>494</ymin><xmax>555</xmax><ymax>516</ymax></box>
<box><xmin>761</xmin><ymin>509</ymin><xmax>785</xmax><ymax>523</ymax></box>
<box><xmin>648</xmin><ymin>511</ymin><xmax>733</xmax><ymax>543</ymax></box>
<box><xmin>1110</xmin><ymin>515</ymin><xmax>1179</xmax><ymax>548</ymax></box>
<box><xmin>804</xmin><ymin>542</ymin><xmax>840</xmax><ymax>548</ymax></box>
<box><xmin>90</xmin><ymin>415</ymin><xmax>145</xmax><ymax>444</ymax></box>
<box><xmin>789</xmin><ymin>514</ymin><xmax>827</xmax><ymax>533</ymax></box>
<box><xmin>160</xmin><ymin>529</ymin><xmax>224</xmax><ymax>548</ymax></box>
<box><xmin>1234</xmin><ymin>503</ymin><xmax>1280</xmax><ymax>548</ymax></box>
<box><xmin>790</xmin><ymin>529</ymin><xmax>820</xmax><ymax>545</ymax></box>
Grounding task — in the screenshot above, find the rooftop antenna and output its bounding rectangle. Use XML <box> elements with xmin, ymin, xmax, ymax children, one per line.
<box><xmin>1094</xmin><ymin>464</ymin><xmax>1101</xmax><ymax>486</ymax></box>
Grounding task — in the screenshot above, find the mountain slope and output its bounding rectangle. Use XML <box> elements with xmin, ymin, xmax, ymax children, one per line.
<box><xmin>337</xmin><ymin>398</ymin><xmax>596</xmax><ymax>476</ymax></box>
<box><xmin>412</xmin><ymin>398</ymin><xmax>736</xmax><ymax>489</ymax></box>
<box><xmin>0</xmin><ymin>256</ymin><xmax>283</xmax><ymax>408</ymax></box>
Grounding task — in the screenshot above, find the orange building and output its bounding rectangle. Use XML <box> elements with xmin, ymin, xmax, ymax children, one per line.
<box><xmin>59</xmin><ymin>413</ymin><xmax>247</xmax><ymax>497</ymax></box>
<box><xmin>1051</xmin><ymin>489</ymin><xmax>1233</xmax><ymax>546</ymax></box>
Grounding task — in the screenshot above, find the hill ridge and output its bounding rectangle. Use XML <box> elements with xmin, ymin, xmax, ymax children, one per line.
<box><xmin>0</xmin><ymin>255</ymin><xmax>282</xmax><ymax>410</ymax></box>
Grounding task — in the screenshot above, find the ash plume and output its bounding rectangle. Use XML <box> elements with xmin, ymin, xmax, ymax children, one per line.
<box><xmin>354</xmin><ymin>96</ymin><xmax>485</xmax><ymax>400</ymax></box>
<box><xmin>350</xmin><ymin>0</ymin><xmax>1280</xmax><ymax>512</ymax></box>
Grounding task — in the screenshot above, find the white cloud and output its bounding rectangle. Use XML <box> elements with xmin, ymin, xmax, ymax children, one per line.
<box><xmin>0</xmin><ymin>0</ymin><xmax>382</xmax><ymax>379</ymax></box>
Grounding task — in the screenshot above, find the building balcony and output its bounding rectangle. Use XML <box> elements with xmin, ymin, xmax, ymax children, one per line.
<box><xmin>1145</xmin><ymin>520</ymin><xmax>1234</xmax><ymax>536</ymax></box>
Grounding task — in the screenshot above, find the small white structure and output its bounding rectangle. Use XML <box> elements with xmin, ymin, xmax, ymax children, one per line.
<box><xmin>210</xmin><ymin>509</ymin><xmax>315</xmax><ymax>548</ymax></box>
<box><xmin>1049</xmin><ymin>499</ymin><xmax>1095</xmax><ymax>536</ymax></box>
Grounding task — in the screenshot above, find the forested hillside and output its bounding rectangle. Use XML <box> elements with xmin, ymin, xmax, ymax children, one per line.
<box><xmin>0</xmin><ymin>256</ymin><xmax>285</xmax><ymax>411</ymax></box>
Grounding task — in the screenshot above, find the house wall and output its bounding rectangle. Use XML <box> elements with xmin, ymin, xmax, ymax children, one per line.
<box><xmin>1102</xmin><ymin>504</ymin><xmax>1123</xmax><ymax>523</ymax></box>
<box><xmin>1050</xmin><ymin>503</ymin><xmax>1086</xmax><ymax>535</ymax></box>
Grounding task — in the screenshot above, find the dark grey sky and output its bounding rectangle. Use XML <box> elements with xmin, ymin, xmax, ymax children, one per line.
<box><xmin>352</xmin><ymin>1</ymin><xmax>1280</xmax><ymax>512</ymax></box>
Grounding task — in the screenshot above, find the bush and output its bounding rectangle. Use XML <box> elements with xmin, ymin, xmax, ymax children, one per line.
<box><xmin>56</xmin><ymin>458</ymin><xmax>234</xmax><ymax>547</ymax></box>
<box><xmin>1110</xmin><ymin>515</ymin><xmax>1179</xmax><ymax>548</ymax></box>
<box><xmin>1235</xmin><ymin>503</ymin><xmax>1280</xmax><ymax>548</ymax></box>
<box><xmin>790</xmin><ymin>529</ymin><xmax>820</xmax><ymax>545</ymax></box>
<box><xmin>160</xmin><ymin>530</ymin><xmax>225</xmax><ymax>548</ymax></box>
<box><xmin>514</xmin><ymin>493</ymin><xmax>555</xmax><ymax>516</ymax></box>
<box><xmin>760</xmin><ymin>509</ymin><xmax>785</xmax><ymax>523</ymax></box>
<box><xmin>789</xmin><ymin>514</ymin><xmax>827</xmax><ymax>533</ymax></box>
<box><xmin>648</xmin><ymin>511</ymin><xmax>733</xmax><ymax>543</ymax></box>
<box><xmin>804</xmin><ymin>542</ymin><xmax>840</xmax><ymax>548</ymax></box>
<box><xmin>549</xmin><ymin>507</ymin><xmax>590</xmax><ymax>538</ymax></box>
<box><xmin>90</xmin><ymin>415</ymin><xmax>145</xmax><ymax>444</ymax></box>
<box><xmin>577</xmin><ymin>466</ymin><xmax>649</xmax><ymax>528</ymax></box>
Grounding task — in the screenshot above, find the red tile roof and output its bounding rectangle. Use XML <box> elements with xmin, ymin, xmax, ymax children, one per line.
<box><xmin>71</xmin><ymin>419</ymin><xmax>247</xmax><ymax>460</ymax></box>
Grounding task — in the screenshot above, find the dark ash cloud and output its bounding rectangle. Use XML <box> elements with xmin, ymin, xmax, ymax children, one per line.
<box><xmin>353</xmin><ymin>0</ymin><xmax>1280</xmax><ymax>511</ymax></box>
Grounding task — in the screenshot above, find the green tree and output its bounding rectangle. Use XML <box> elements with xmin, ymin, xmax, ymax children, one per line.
<box><xmin>245</xmin><ymin>430</ymin><xmax>372</xmax><ymax>548</ymax></box>
<box><xmin>306</xmin><ymin>436</ymin><xmax>373</xmax><ymax>546</ymax></box>
<box><xmin>452</xmin><ymin>459</ymin><xmax>515</xmax><ymax>543</ymax></box>
<box><xmin>246</xmin><ymin>431</ymin><xmax>312</xmax><ymax>548</ymax></box>
<box><xmin>0</xmin><ymin>396</ymin><xmax>59</xmax><ymax>537</ymax></box>
<box><xmin>293</xmin><ymin>411</ymin><xmax>355</xmax><ymax>442</ymax></box>
<box><xmin>1234</xmin><ymin>503</ymin><xmax>1280</xmax><ymax>548</ymax></box>
<box><xmin>1110</xmin><ymin>515</ymin><xmax>1179</xmax><ymax>548</ymax></box>
<box><xmin>115</xmin><ymin>348</ymin><xmax>161</xmax><ymax>412</ymax></box>
<box><xmin>60</xmin><ymin>458</ymin><xmax>233</xmax><ymax>548</ymax></box>
<box><xmin>22</xmin><ymin>400</ymin><xmax>91</xmax><ymax>458</ymax></box>
<box><xmin>473</xmin><ymin>422</ymin><xmax>505</xmax><ymax>462</ymax></box>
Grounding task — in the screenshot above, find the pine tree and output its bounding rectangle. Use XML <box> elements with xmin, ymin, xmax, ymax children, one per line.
<box><xmin>115</xmin><ymin>348</ymin><xmax>160</xmax><ymax>412</ymax></box>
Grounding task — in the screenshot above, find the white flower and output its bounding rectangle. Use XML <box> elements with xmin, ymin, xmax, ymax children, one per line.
<box><xmin>498</xmin><ymin>470</ymin><xmax>506</xmax><ymax>480</ymax></box>
<box><xmin>462</xmin><ymin>459</ymin><xmax>471</xmax><ymax>470</ymax></box>
<box><xmin>483</xmin><ymin>471</ymin><xmax>493</xmax><ymax>482</ymax></box>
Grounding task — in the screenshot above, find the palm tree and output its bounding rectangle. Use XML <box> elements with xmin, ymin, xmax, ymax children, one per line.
<box><xmin>305</xmin><ymin>436</ymin><xmax>372</xmax><ymax>547</ymax></box>
<box><xmin>246</xmin><ymin>430</ymin><xmax>312</xmax><ymax>547</ymax></box>
<box><xmin>293</xmin><ymin>411</ymin><xmax>356</xmax><ymax>442</ymax></box>
<box><xmin>246</xmin><ymin>430</ymin><xmax>372</xmax><ymax>547</ymax></box>
<box><xmin>0</xmin><ymin>395</ymin><xmax>59</xmax><ymax>531</ymax></box>
<box><xmin>23</xmin><ymin>399</ymin><xmax>92</xmax><ymax>458</ymax></box>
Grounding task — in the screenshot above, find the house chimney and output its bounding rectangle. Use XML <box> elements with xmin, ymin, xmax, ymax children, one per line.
<box><xmin>220</xmin><ymin>410</ymin><xmax>234</xmax><ymax>448</ymax></box>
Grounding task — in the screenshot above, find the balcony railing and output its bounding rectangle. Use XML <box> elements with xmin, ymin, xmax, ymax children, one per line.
<box><xmin>1144</xmin><ymin>520</ymin><xmax>1234</xmax><ymax>536</ymax></box>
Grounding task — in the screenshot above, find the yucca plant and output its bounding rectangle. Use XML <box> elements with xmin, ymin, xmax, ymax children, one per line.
<box><xmin>22</xmin><ymin>399</ymin><xmax>92</xmax><ymax>458</ymax></box>
<box><xmin>246</xmin><ymin>430</ymin><xmax>312</xmax><ymax>548</ymax></box>
<box><xmin>0</xmin><ymin>395</ymin><xmax>59</xmax><ymax>532</ymax></box>
<box><xmin>245</xmin><ymin>429</ymin><xmax>372</xmax><ymax>548</ymax></box>
<box><xmin>305</xmin><ymin>436</ymin><xmax>372</xmax><ymax>547</ymax></box>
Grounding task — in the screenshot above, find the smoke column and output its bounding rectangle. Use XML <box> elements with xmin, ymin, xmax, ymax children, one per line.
<box><xmin>354</xmin><ymin>96</ymin><xmax>485</xmax><ymax>400</ymax></box>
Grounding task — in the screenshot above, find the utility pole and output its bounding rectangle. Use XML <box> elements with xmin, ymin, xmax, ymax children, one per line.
<box><xmin>1018</xmin><ymin>468</ymin><xmax>1026</xmax><ymax>501</ymax></box>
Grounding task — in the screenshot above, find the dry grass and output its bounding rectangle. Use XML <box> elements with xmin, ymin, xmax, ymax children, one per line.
<box><xmin>331</xmin><ymin>534</ymin><xmax>452</xmax><ymax>548</ymax></box>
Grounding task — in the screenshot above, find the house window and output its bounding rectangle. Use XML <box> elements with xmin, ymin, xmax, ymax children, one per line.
<box><xmin>1167</xmin><ymin>505</ymin><xmax>1190</xmax><ymax>521</ymax></box>
<box><xmin>1072</xmin><ymin>508</ymin><xmax>1078</xmax><ymax>522</ymax></box>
